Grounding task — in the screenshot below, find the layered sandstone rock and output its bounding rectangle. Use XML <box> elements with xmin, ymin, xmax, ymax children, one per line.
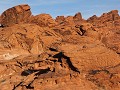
<box><xmin>87</xmin><ymin>10</ymin><xmax>120</xmax><ymax>54</ymax></box>
<box><xmin>55</xmin><ymin>12</ymin><xmax>85</xmax><ymax>26</ymax></box>
<box><xmin>87</xmin><ymin>10</ymin><xmax>120</xmax><ymax>27</ymax></box>
<box><xmin>55</xmin><ymin>16</ymin><xmax>65</xmax><ymax>24</ymax></box>
<box><xmin>0</xmin><ymin>4</ymin><xmax>31</xmax><ymax>27</ymax></box>
<box><xmin>30</xmin><ymin>14</ymin><xmax>57</xmax><ymax>27</ymax></box>
<box><xmin>0</xmin><ymin>4</ymin><xmax>120</xmax><ymax>90</ymax></box>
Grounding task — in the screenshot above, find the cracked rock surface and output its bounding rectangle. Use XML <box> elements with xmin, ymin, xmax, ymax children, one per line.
<box><xmin>0</xmin><ymin>4</ymin><xmax>120</xmax><ymax>90</ymax></box>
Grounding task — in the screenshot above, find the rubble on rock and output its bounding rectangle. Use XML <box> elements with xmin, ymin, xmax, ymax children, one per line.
<box><xmin>0</xmin><ymin>4</ymin><xmax>120</xmax><ymax>90</ymax></box>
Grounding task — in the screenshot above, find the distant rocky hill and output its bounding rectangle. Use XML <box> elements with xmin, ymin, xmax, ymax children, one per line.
<box><xmin>0</xmin><ymin>4</ymin><xmax>120</xmax><ymax>90</ymax></box>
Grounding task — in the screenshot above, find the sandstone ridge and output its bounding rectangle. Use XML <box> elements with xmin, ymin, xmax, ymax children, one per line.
<box><xmin>0</xmin><ymin>4</ymin><xmax>120</xmax><ymax>90</ymax></box>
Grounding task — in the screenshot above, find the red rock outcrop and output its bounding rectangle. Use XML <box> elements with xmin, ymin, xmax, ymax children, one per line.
<box><xmin>0</xmin><ymin>4</ymin><xmax>120</xmax><ymax>90</ymax></box>
<box><xmin>30</xmin><ymin>14</ymin><xmax>57</xmax><ymax>27</ymax></box>
<box><xmin>55</xmin><ymin>12</ymin><xmax>85</xmax><ymax>26</ymax></box>
<box><xmin>55</xmin><ymin>16</ymin><xmax>65</xmax><ymax>24</ymax></box>
<box><xmin>87</xmin><ymin>10</ymin><xmax>120</xmax><ymax>54</ymax></box>
<box><xmin>87</xmin><ymin>10</ymin><xmax>120</xmax><ymax>27</ymax></box>
<box><xmin>73</xmin><ymin>12</ymin><xmax>82</xmax><ymax>21</ymax></box>
<box><xmin>73</xmin><ymin>12</ymin><xmax>85</xmax><ymax>25</ymax></box>
<box><xmin>1</xmin><ymin>4</ymin><xmax>31</xmax><ymax>27</ymax></box>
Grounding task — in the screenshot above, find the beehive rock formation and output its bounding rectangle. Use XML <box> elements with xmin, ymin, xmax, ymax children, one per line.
<box><xmin>0</xmin><ymin>4</ymin><xmax>120</xmax><ymax>90</ymax></box>
<box><xmin>0</xmin><ymin>4</ymin><xmax>31</xmax><ymax>27</ymax></box>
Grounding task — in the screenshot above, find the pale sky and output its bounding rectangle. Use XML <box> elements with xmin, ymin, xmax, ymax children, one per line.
<box><xmin>0</xmin><ymin>0</ymin><xmax>120</xmax><ymax>19</ymax></box>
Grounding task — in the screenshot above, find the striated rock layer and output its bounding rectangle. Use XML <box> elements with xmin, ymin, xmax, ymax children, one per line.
<box><xmin>0</xmin><ymin>4</ymin><xmax>120</xmax><ymax>90</ymax></box>
<box><xmin>1</xmin><ymin>4</ymin><xmax>31</xmax><ymax>27</ymax></box>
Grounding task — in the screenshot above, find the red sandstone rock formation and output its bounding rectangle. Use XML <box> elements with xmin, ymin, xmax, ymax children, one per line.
<box><xmin>0</xmin><ymin>4</ymin><xmax>120</xmax><ymax>90</ymax></box>
<box><xmin>30</xmin><ymin>14</ymin><xmax>57</xmax><ymax>27</ymax></box>
<box><xmin>55</xmin><ymin>16</ymin><xmax>65</xmax><ymax>24</ymax></box>
<box><xmin>87</xmin><ymin>10</ymin><xmax>120</xmax><ymax>54</ymax></box>
<box><xmin>0</xmin><ymin>4</ymin><xmax>31</xmax><ymax>27</ymax></box>
<box><xmin>87</xmin><ymin>10</ymin><xmax>120</xmax><ymax>27</ymax></box>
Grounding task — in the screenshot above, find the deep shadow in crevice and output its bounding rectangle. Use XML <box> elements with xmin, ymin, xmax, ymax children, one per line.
<box><xmin>79</xmin><ymin>25</ymin><xmax>86</xmax><ymax>36</ymax></box>
<box><xmin>53</xmin><ymin>52</ymin><xmax>80</xmax><ymax>73</ymax></box>
<box><xmin>76</xmin><ymin>31</ymin><xmax>82</xmax><ymax>35</ymax></box>
<box><xmin>53</xmin><ymin>52</ymin><xmax>63</xmax><ymax>63</ymax></box>
<box><xmin>49</xmin><ymin>48</ymin><xmax>58</xmax><ymax>52</ymax></box>
<box><xmin>63</xmin><ymin>55</ymin><xmax>80</xmax><ymax>73</ymax></box>
<box><xmin>35</xmin><ymin>68</ymin><xmax>50</xmax><ymax>76</ymax></box>
<box><xmin>89</xmin><ymin>70</ymin><xmax>100</xmax><ymax>75</ymax></box>
<box><xmin>21</xmin><ymin>68</ymin><xmax>51</xmax><ymax>76</ymax></box>
<box><xmin>89</xmin><ymin>69</ymin><xmax>110</xmax><ymax>75</ymax></box>
<box><xmin>12</xmin><ymin>82</ymin><xmax>23</xmax><ymax>90</ymax></box>
<box><xmin>21</xmin><ymin>69</ymin><xmax>38</xmax><ymax>76</ymax></box>
<box><xmin>26</xmin><ymin>80</ymin><xmax>34</xmax><ymax>89</ymax></box>
<box><xmin>117</xmin><ymin>52</ymin><xmax>120</xmax><ymax>54</ymax></box>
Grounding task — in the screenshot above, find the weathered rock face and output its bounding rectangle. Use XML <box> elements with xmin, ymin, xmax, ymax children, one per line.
<box><xmin>53</xmin><ymin>13</ymin><xmax>87</xmax><ymax>37</ymax></box>
<box><xmin>87</xmin><ymin>10</ymin><xmax>120</xmax><ymax>54</ymax></box>
<box><xmin>73</xmin><ymin>12</ymin><xmax>82</xmax><ymax>21</ymax></box>
<box><xmin>0</xmin><ymin>23</ymin><xmax>62</xmax><ymax>57</ymax></box>
<box><xmin>0</xmin><ymin>4</ymin><xmax>120</xmax><ymax>90</ymax></box>
<box><xmin>73</xmin><ymin>12</ymin><xmax>83</xmax><ymax>25</ymax></box>
<box><xmin>30</xmin><ymin>14</ymin><xmax>57</xmax><ymax>27</ymax></box>
<box><xmin>87</xmin><ymin>15</ymin><xmax>98</xmax><ymax>23</ymax></box>
<box><xmin>100</xmin><ymin>10</ymin><xmax>119</xmax><ymax>22</ymax></box>
<box><xmin>87</xmin><ymin>10</ymin><xmax>119</xmax><ymax>27</ymax></box>
<box><xmin>1</xmin><ymin>4</ymin><xmax>31</xmax><ymax>26</ymax></box>
<box><xmin>55</xmin><ymin>16</ymin><xmax>65</xmax><ymax>24</ymax></box>
<box><xmin>101</xmin><ymin>29</ymin><xmax>120</xmax><ymax>54</ymax></box>
<box><xmin>55</xmin><ymin>12</ymin><xmax>85</xmax><ymax>26</ymax></box>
